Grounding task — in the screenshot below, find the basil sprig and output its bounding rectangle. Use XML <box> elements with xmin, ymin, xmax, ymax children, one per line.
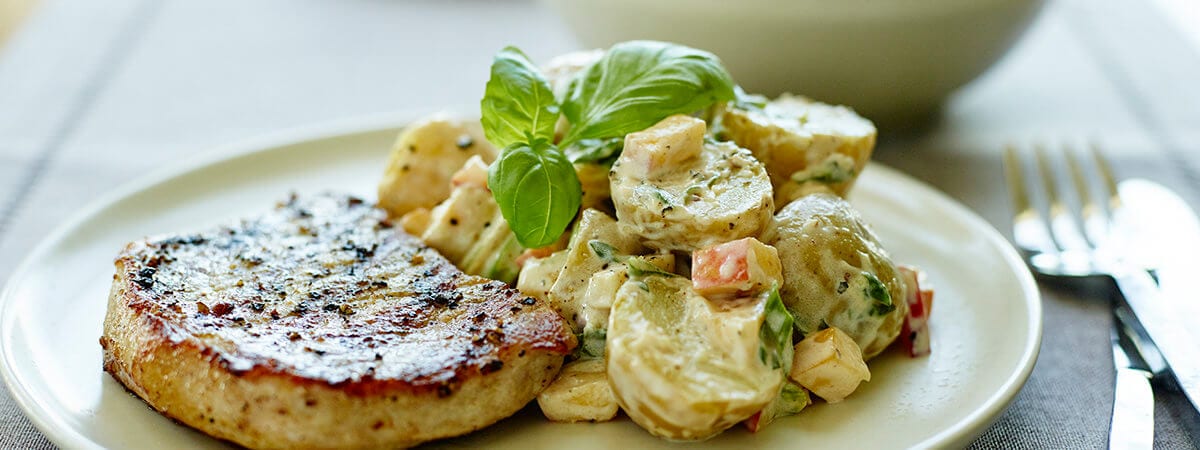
<box><xmin>559</xmin><ymin>41</ymin><xmax>736</xmax><ymax>146</ymax></box>
<box><xmin>480</xmin><ymin>41</ymin><xmax>735</xmax><ymax>248</ymax></box>
<box><xmin>480</xmin><ymin>47</ymin><xmax>559</xmax><ymax>149</ymax></box>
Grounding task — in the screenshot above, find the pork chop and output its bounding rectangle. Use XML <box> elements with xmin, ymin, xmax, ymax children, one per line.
<box><xmin>99</xmin><ymin>193</ymin><xmax>575</xmax><ymax>449</ymax></box>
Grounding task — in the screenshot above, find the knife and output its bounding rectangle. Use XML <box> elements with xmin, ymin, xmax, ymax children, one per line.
<box><xmin>1112</xmin><ymin>271</ymin><xmax>1200</xmax><ymax>414</ymax></box>
<box><xmin>1109</xmin><ymin>307</ymin><xmax>1155</xmax><ymax>450</ymax></box>
<box><xmin>1113</xmin><ymin>304</ymin><xmax>1166</xmax><ymax>379</ymax></box>
<box><xmin>1109</xmin><ymin>179</ymin><xmax>1200</xmax><ymax>415</ymax></box>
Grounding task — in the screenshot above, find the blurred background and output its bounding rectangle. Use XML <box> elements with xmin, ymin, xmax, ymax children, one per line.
<box><xmin>0</xmin><ymin>0</ymin><xmax>1198</xmax><ymax>448</ymax></box>
<box><xmin>1</xmin><ymin>0</ymin><xmax>1197</xmax><ymax>252</ymax></box>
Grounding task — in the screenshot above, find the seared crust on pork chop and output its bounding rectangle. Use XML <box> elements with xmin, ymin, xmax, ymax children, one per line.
<box><xmin>99</xmin><ymin>194</ymin><xmax>574</xmax><ymax>449</ymax></box>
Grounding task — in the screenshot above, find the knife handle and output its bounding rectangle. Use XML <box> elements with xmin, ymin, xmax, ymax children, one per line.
<box><xmin>1113</xmin><ymin>270</ymin><xmax>1200</xmax><ymax>416</ymax></box>
<box><xmin>1110</xmin><ymin>366</ymin><xmax>1154</xmax><ymax>450</ymax></box>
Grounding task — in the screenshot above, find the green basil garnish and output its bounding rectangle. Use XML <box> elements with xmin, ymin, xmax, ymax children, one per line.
<box><xmin>486</xmin><ymin>139</ymin><xmax>581</xmax><ymax>248</ymax></box>
<box><xmin>480</xmin><ymin>41</ymin><xmax>735</xmax><ymax>248</ymax></box>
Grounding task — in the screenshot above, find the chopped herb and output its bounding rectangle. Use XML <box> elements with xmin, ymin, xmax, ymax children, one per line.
<box><xmin>864</xmin><ymin>272</ymin><xmax>895</xmax><ymax>316</ymax></box>
<box><xmin>626</xmin><ymin>257</ymin><xmax>678</xmax><ymax>279</ymax></box>
<box><xmin>573</xmin><ymin>328</ymin><xmax>608</xmax><ymax>359</ymax></box>
<box><xmin>792</xmin><ymin>158</ymin><xmax>855</xmax><ymax>184</ymax></box>
<box><xmin>758</xmin><ymin>285</ymin><xmax>795</xmax><ymax>371</ymax></box>
<box><xmin>588</xmin><ymin>240</ymin><xmax>620</xmax><ymax>264</ymax></box>
<box><xmin>652</xmin><ymin>188</ymin><xmax>673</xmax><ymax>205</ymax></box>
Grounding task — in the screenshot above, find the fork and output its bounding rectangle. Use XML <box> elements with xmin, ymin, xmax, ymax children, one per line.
<box><xmin>1003</xmin><ymin>144</ymin><xmax>1164</xmax><ymax>449</ymax></box>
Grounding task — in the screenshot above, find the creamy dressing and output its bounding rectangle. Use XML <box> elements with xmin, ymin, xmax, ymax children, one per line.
<box><xmin>611</xmin><ymin>115</ymin><xmax>773</xmax><ymax>251</ymax></box>
<box><xmin>606</xmin><ymin>276</ymin><xmax>782</xmax><ymax>440</ymax></box>
<box><xmin>767</xmin><ymin>193</ymin><xmax>907</xmax><ymax>359</ymax></box>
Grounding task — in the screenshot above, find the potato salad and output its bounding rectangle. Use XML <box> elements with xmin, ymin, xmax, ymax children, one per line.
<box><xmin>377</xmin><ymin>41</ymin><xmax>935</xmax><ymax>441</ymax></box>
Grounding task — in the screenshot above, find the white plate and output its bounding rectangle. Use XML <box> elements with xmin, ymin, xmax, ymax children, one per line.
<box><xmin>0</xmin><ymin>117</ymin><xmax>1041</xmax><ymax>449</ymax></box>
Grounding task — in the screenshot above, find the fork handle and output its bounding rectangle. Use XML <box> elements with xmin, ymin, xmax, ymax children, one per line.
<box><xmin>1114</xmin><ymin>270</ymin><xmax>1200</xmax><ymax>416</ymax></box>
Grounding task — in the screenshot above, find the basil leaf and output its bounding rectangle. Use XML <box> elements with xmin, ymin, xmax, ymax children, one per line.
<box><xmin>480</xmin><ymin>47</ymin><xmax>559</xmax><ymax>149</ymax></box>
<box><xmin>759</xmin><ymin>285</ymin><xmax>795</xmax><ymax>371</ymax></box>
<box><xmin>563</xmin><ymin>137</ymin><xmax>623</xmax><ymax>164</ymax></box>
<box><xmin>487</xmin><ymin>140</ymin><xmax>581</xmax><ymax>248</ymax></box>
<box><xmin>559</xmin><ymin>40</ymin><xmax>735</xmax><ymax>146</ymax></box>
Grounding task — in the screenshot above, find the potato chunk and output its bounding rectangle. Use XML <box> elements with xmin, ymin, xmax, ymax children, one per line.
<box><xmin>537</xmin><ymin>359</ymin><xmax>619</xmax><ymax>423</ymax></box>
<box><xmin>789</xmin><ymin>327</ymin><xmax>870</xmax><ymax>403</ymax></box>
<box><xmin>449</xmin><ymin>155</ymin><xmax>489</xmax><ymax>190</ymax></box>
<box><xmin>547</xmin><ymin>209</ymin><xmax>643</xmax><ymax>330</ymax></box>
<box><xmin>418</xmin><ymin>187</ymin><xmax>498</xmax><ymax>264</ymax></box>
<box><xmin>692</xmin><ymin>237</ymin><xmax>783</xmax><ymax>300</ymax></box>
<box><xmin>517</xmin><ymin>250</ymin><xmax>568</xmax><ymax>303</ymax></box>
<box><xmin>377</xmin><ymin>116</ymin><xmax>497</xmax><ymax>217</ymax></box>
<box><xmin>579</xmin><ymin>266</ymin><xmax>628</xmax><ymax>333</ymax></box>
<box><xmin>618</xmin><ymin>115</ymin><xmax>706</xmax><ymax>180</ymax></box>
<box><xmin>765</xmin><ymin>193</ymin><xmax>907</xmax><ymax>359</ymax></box>
<box><xmin>399</xmin><ymin>207</ymin><xmax>431</xmax><ymax>236</ymax></box>
<box><xmin>607</xmin><ymin>276</ymin><xmax>783</xmax><ymax>440</ymax></box>
<box><xmin>576</xmin><ymin>161</ymin><xmax>614</xmax><ymax>215</ymax></box>
<box><xmin>611</xmin><ymin>115</ymin><xmax>773</xmax><ymax>252</ymax></box>
<box><xmin>712</xmin><ymin>94</ymin><xmax>875</xmax><ymax>207</ymax></box>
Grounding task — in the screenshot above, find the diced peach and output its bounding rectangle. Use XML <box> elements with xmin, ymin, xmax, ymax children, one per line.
<box><xmin>692</xmin><ymin>237</ymin><xmax>783</xmax><ymax>299</ymax></box>
<box><xmin>620</xmin><ymin>114</ymin><xmax>705</xmax><ymax>179</ymax></box>
<box><xmin>898</xmin><ymin>265</ymin><xmax>934</xmax><ymax>357</ymax></box>
<box><xmin>789</xmin><ymin>327</ymin><xmax>870</xmax><ymax>403</ymax></box>
<box><xmin>449</xmin><ymin>155</ymin><xmax>490</xmax><ymax>190</ymax></box>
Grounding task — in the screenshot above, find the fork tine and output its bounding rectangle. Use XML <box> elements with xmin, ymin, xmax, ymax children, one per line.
<box><xmin>1004</xmin><ymin>145</ymin><xmax>1059</xmax><ymax>259</ymax></box>
<box><xmin>1064</xmin><ymin>144</ymin><xmax>1107</xmax><ymax>247</ymax></box>
<box><xmin>1035</xmin><ymin>144</ymin><xmax>1090</xmax><ymax>254</ymax></box>
<box><xmin>1003</xmin><ymin>145</ymin><xmax>1033</xmax><ymax>217</ymax></box>
<box><xmin>1089</xmin><ymin>142</ymin><xmax>1123</xmax><ymax>214</ymax></box>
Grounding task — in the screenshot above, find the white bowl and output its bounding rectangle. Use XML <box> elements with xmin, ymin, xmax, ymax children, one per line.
<box><xmin>540</xmin><ymin>0</ymin><xmax>1045</xmax><ymax>127</ymax></box>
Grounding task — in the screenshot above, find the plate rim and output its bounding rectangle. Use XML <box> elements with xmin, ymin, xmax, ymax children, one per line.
<box><xmin>860</xmin><ymin>165</ymin><xmax>1043</xmax><ymax>448</ymax></box>
<box><xmin>0</xmin><ymin>113</ymin><xmax>1042</xmax><ymax>449</ymax></box>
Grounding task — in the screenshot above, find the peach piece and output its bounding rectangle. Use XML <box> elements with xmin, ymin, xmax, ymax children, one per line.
<box><xmin>692</xmin><ymin>237</ymin><xmax>782</xmax><ymax>299</ymax></box>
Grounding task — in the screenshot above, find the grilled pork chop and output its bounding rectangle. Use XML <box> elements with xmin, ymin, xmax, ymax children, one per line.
<box><xmin>100</xmin><ymin>193</ymin><xmax>575</xmax><ymax>449</ymax></box>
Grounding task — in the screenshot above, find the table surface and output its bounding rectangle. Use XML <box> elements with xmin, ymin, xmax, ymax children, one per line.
<box><xmin>2</xmin><ymin>0</ymin><xmax>1199</xmax><ymax>448</ymax></box>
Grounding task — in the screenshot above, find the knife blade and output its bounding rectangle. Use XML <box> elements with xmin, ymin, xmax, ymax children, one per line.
<box><xmin>1115</xmin><ymin>179</ymin><xmax>1200</xmax><ymax>325</ymax></box>
<box><xmin>1109</xmin><ymin>309</ymin><xmax>1154</xmax><ymax>450</ymax></box>
<box><xmin>1112</xmin><ymin>271</ymin><xmax>1200</xmax><ymax>415</ymax></box>
<box><xmin>1109</xmin><ymin>179</ymin><xmax>1200</xmax><ymax>416</ymax></box>
<box><xmin>1113</xmin><ymin>304</ymin><xmax>1166</xmax><ymax>378</ymax></box>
